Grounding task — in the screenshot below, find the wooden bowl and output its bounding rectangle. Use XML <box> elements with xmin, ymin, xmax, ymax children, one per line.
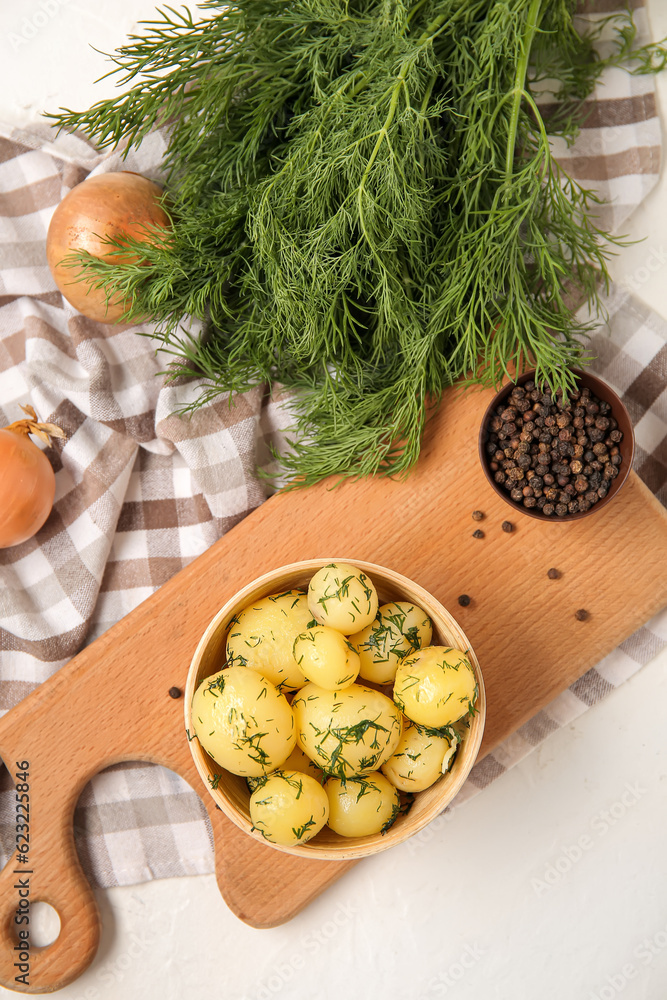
<box><xmin>478</xmin><ymin>368</ymin><xmax>634</xmax><ymax>522</ymax></box>
<box><xmin>184</xmin><ymin>558</ymin><xmax>486</xmax><ymax>860</ymax></box>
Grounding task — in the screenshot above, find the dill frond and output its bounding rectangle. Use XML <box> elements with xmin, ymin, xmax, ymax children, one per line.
<box><xmin>50</xmin><ymin>0</ymin><xmax>667</xmax><ymax>485</ymax></box>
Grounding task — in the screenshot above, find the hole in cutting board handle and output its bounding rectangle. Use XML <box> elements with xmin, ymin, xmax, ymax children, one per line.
<box><xmin>28</xmin><ymin>901</ymin><xmax>61</xmax><ymax>948</ymax></box>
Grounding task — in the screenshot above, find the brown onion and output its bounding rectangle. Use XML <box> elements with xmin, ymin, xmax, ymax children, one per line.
<box><xmin>46</xmin><ymin>171</ymin><xmax>170</xmax><ymax>323</ymax></box>
<box><xmin>0</xmin><ymin>406</ymin><xmax>66</xmax><ymax>548</ymax></box>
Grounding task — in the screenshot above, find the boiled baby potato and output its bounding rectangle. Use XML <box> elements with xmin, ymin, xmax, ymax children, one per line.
<box><xmin>381</xmin><ymin>720</ymin><xmax>459</xmax><ymax>792</ymax></box>
<box><xmin>325</xmin><ymin>772</ymin><xmax>400</xmax><ymax>837</ymax></box>
<box><xmin>293</xmin><ymin>625</ymin><xmax>360</xmax><ymax>690</ymax></box>
<box><xmin>249</xmin><ymin>770</ymin><xmax>329</xmax><ymax>847</ymax></box>
<box><xmin>307</xmin><ymin>562</ymin><xmax>378</xmax><ymax>634</ymax></box>
<box><xmin>350</xmin><ymin>601</ymin><xmax>433</xmax><ymax>685</ymax></box>
<box><xmin>226</xmin><ymin>590</ymin><xmax>314</xmax><ymax>691</ymax></box>
<box><xmin>393</xmin><ymin>646</ymin><xmax>478</xmax><ymax>729</ymax></box>
<box><xmin>246</xmin><ymin>744</ymin><xmax>325</xmax><ymax>793</ymax></box>
<box><xmin>292</xmin><ymin>681</ymin><xmax>402</xmax><ymax>779</ymax></box>
<box><xmin>191</xmin><ymin>666</ymin><xmax>295</xmax><ymax>777</ymax></box>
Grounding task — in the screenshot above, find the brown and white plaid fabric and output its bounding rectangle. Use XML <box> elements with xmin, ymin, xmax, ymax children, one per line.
<box><xmin>0</xmin><ymin>2</ymin><xmax>666</xmax><ymax>887</ymax></box>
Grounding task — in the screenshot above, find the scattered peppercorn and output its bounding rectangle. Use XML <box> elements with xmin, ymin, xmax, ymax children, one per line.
<box><xmin>574</xmin><ymin>609</ymin><xmax>589</xmax><ymax>621</ymax></box>
<box><xmin>458</xmin><ymin>594</ymin><xmax>471</xmax><ymax>607</ymax></box>
<box><xmin>501</xmin><ymin>521</ymin><xmax>514</xmax><ymax>533</ymax></box>
<box><xmin>168</xmin><ymin>686</ymin><xmax>182</xmax><ymax>699</ymax></box>
<box><xmin>547</xmin><ymin>568</ymin><xmax>560</xmax><ymax>579</ymax></box>
<box><xmin>472</xmin><ymin>529</ymin><xmax>485</xmax><ymax>539</ymax></box>
<box><xmin>483</xmin><ymin>379</ymin><xmax>623</xmax><ymax>518</ymax></box>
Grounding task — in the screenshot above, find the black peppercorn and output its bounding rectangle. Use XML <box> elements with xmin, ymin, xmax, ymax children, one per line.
<box><xmin>547</xmin><ymin>567</ymin><xmax>560</xmax><ymax>579</ymax></box>
<box><xmin>168</xmin><ymin>687</ymin><xmax>182</xmax><ymax>699</ymax></box>
<box><xmin>472</xmin><ymin>510</ymin><xmax>484</xmax><ymax>521</ymax></box>
<box><xmin>574</xmin><ymin>609</ymin><xmax>589</xmax><ymax>621</ymax></box>
<box><xmin>458</xmin><ymin>594</ymin><xmax>471</xmax><ymax>607</ymax></box>
<box><xmin>486</xmin><ymin>380</ymin><xmax>623</xmax><ymax>519</ymax></box>
<box><xmin>472</xmin><ymin>529</ymin><xmax>485</xmax><ymax>538</ymax></box>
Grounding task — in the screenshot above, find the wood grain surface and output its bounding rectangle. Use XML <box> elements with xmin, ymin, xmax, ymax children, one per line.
<box><xmin>1</xmin><ymin>380</ymin><xmax>666</xmax><ymax>994</ymax></box>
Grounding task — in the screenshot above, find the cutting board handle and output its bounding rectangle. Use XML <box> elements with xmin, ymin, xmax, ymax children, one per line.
<box><xmin>0</xmin><ymin>775</ymin><xmax>100</xmax><ymax>994</ymax></box>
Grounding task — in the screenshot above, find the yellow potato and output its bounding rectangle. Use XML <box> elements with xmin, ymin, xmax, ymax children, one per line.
<box><xmin>325</xmin><ymin>772</ymin><xmax>400</xmax><ymax>837</ymax></box>
<box><xmin>292</xmin><ymin>681</ymin><xmax>402</xmax><ymax>779</ymax></box>
<box><xmin>381</xmin><ymin>720</ymin><xmax>459</xmax><ymax>792</ymax></box>
<box><xmin>393</xmin><ymin>646</ymin><xmax>478</xmax><ymax>729</ymax></box>
<box><xmin>350</xmin><ymin>601</ymin><xmax>433</xmax><ymax>684</ymax></box>
<box><xmin>226</xmin><ymin>590</ymin><xmax>314</xmax><ymax>691</ymax></box>
<box><xmin>307</xmin><ymin>562</ymin><xmax>378</xmax><ymax>634</ymax></box>
<box><xmin>250</xmin><ymin>770</ymin><xmax>329</xmax><ymax>847</ymax></box>
<box><xmin>247</xmin><ymin>744</ymin><xmax>325</xmax><ymax>792</ymax></box>
<box><xmin>191</xmin><ymin>667</ymin><xmax>295</xmax><ymax>777</ymax></box>
<box><xmin>293</xmin><ymin>625</ymin><xmax>360</xmax><ymax>690</ymax></box>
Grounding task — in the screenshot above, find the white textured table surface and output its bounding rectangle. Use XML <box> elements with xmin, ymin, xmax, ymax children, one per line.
<box><xmin>1</xmin><ymin>3</ymin><xmax>667</xmax><ymax>999</ymax></box>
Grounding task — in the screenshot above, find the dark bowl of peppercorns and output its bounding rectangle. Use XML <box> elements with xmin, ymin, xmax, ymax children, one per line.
<box><xmin>478</xmin><ymin>369</ymin><xmax>634</xmax><ymax>521</ymax></box>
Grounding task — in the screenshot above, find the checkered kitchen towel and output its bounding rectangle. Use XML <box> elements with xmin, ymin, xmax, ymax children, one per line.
<box><xmin>1</xmin><ymin>2</ymin><xmax>666</xmax><ymax>887</ymax></box>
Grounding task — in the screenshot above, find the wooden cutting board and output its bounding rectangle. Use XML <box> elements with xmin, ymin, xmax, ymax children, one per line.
<box><xmin>1</xmin><ymin>381</ymin><xmax>666</xmax><ymax>994</ymax></box>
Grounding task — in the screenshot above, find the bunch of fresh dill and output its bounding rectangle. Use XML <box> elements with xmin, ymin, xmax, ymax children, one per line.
<box><xmin>52</xmin><ymin>0</ymin><xmax>666</xmax><ymax>484</ymax></box>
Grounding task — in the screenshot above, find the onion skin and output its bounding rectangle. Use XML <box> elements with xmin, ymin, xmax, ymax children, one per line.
<box><xmin>46</xmin><ymin>171</ymin><xmax>170</xmax><ymax>324</ymax></box>
<box><xmin>0</xmin><ymin>407</ymin><xmax>65</xmax><ymax>548</ymax></box>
